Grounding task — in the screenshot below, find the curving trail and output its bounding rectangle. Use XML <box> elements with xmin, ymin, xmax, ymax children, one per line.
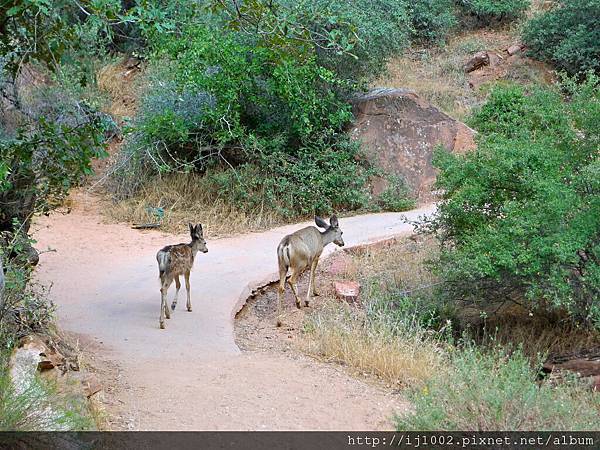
<box><xmin>33</xmin><ymin>194</ymin><xmax>435</xmax><ymax>430</ymax></box>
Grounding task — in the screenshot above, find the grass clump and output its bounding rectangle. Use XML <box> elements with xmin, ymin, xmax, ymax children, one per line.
<box><xmin>303</xmin><ymin>297</ymin><xmax>446</xmax><ymax>388</ymax></box>
<box><xmin>397</xmin><ymin>346</ymin><xmax>600</xmax><ymax>430</ymax></box>
<box><xmin>0</xmin><ymin>352</ymin><xmax>93</xmax><ymax>431</ymax></box>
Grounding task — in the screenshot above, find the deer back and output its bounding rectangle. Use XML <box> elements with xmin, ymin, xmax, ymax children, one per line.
<box><xmin>286</xmin><ymin>226</ymin><xmax>325</xmax><ymax>261</ymax></box>
<box><xmin>158</xmin><ymin>243</ymin><xmax>195</xmax><ymax>276</ymax></box>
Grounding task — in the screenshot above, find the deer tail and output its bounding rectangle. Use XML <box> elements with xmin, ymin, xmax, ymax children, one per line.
<box><xmin>277</xmin><ymin>237</ymin><xmax>291</xmax><ymax>273</ymax></box>
<box><xmin>157</xmin><ymin>251</ymin><xmax>170</xmax><ymax>278</ymax></box>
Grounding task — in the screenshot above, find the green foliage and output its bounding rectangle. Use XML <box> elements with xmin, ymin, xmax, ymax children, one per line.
<box><xmin>113</xmin><ymin>23</ymin><xmax>372</xmax><ymax>218</ymax></box>
<box><xmin>289</xmin><ymin>0</ymin><xmax>413</xmax><ymax>84</ymax></box>
<box><xmin>522</xmin><ymin>0</ymin><xmax>600</xmax><ymax>76</ymax></box>
<box><xmin>422</xmin><ymin>77</ymin><xmax>600</xmax><ymax>326</ymax></box>
<box><xmin>0</xmin><ymin>235</ymin><xmax>54</xmax><ymax>351</ymax></box>
<box><xmin>397</xmin><ymin>346</ymin><xmax>600</xmax><ymax>430</ymax></box>
<box><xmin>0</xmin><ymin>349</ymin><xmax>93</xmax><ymax>431</ymax></box>
<box><xmin>456</xmin><ymin>0</ymin><xmax>530</xmax><ymax>26</ymax></box>
<box><xmin>207</xmin><ymin>137</ymin><xmax>371</xmax><ymax>216</ymax></box>
<box><xmin>409</xmin><ymin>0</ymin><xmax>457</xmax><ymax>44</ymax></box>
<box><xmin>375</xmin><ymin>175</ymin><xmax>417</xmax><ymax>212</ymax></box>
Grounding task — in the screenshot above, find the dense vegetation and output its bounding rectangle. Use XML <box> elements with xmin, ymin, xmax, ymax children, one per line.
<box><xmin>523</xmin><ymin>0</ymin><xmax>600</xmax><ymax>76</ymax></box>
<box><xmin>422</xmin><ymin>78</ymin><xmax>600</xmax><ymax>327</ymax></box>
<box><xmin>302</xmin><ymin>236</ymin><xmax>600</xmax><ymax>431</ymax></box>
<box><xmin>456</xmin><ymin>0</ymin><xmax>530</xmax><ymax>26</ymax></box>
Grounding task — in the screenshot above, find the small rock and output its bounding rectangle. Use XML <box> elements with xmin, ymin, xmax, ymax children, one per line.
<box><xmin>507</xmin><ymin>44</ymin><xmax>523</xmax><ymax>56</ymax></box>
<box><xmin>20</xmin><ymin>335</ymin><xmax>65</xmax><ymax>371</ymax></box>
<box><xmin>123</xmin><ymin>56</ymin><xmax>141</xmax><ymax>70</ymax></box>
<box><xmin>333</xmin><ymin>280</ymin><xmax>360</xmax><ymax>303</ymax></box>
<box><xmin>591</xmin><ymin>375</ymin><xmax>600</xmax><ymax>392</ymax></box>
<box><xmin>464</xmin><ymin>51</ymin><xmax>490</xmax><ymax>73</ymax></box>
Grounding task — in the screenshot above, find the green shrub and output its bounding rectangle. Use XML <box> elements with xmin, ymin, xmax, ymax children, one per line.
<box><xmin>397</xmin><ymin>346</ymin><xmax>600</xmax><ymax>430</ymax></box>
<box><xmin>205</xmin><ymin>137</ymin><xmax>371</xmax><ymax>217</ymax></box>
<box><xmin>0</xmin><ymin>350</ymin><xmax>92</xmax><ymax>431</ymax></box>
<box><xmin>409</xmin><ymin>0</ymin><xmax>457</xmax><ymax>44</ymax></box>
<box><xmin>289</xmin><ymin>0</ymin><xmax>413</xmax><ymax>84</ymax></box>
<box><xmin>456</xmin><ymin>0</ymin><xmax>530</xmax><ymax>26</ymax></box>
<box><xmin>111</xmin><ymin>24</ymin><xmax>372</xmax><ymax>219</ymax></box>
<box><xmin>422</xmin><ymin>77</ymin><xmax>600</xmax><ymax>327</ymax></box>
<box><xmin>523</xmin><ymin>0</ymin><xmax>600</xmax><ymax>76</ymax></box>
<box><xmin>375</xmin><ymin>175</ymin><xmax>417</xmax><ymax>212</ymax></box>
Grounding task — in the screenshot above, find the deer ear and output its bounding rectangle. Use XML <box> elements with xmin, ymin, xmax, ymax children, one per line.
<box><xmin>315</xmin><ymin>216</ymin><xmax>328</xmax><ymax>229</ymax></box>
<box><xmin>189</xmin><ymin>223</ymin><xmax>194</xmax><ymax>234</ymax></box>
<box><xmin>330</xmin><ymin>215</ymin><xmax>339</xmax><ymax>228</ymax></box>
<box><xmin>196</xmin><ymin>224</ymin><xmax>203</xmax><ymax>235</ymax></box>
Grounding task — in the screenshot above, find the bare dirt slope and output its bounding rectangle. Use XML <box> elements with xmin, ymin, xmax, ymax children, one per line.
<box><xmin>33</xmin><ymin>192</ymin><xmax>434</xmax><ymax>430</ymax></box>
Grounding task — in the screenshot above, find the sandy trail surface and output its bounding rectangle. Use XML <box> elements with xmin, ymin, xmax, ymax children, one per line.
<box><xmin>33</xmin><ymin>194</ymin><xmax>435</xmax><ymax>430</ymax></box>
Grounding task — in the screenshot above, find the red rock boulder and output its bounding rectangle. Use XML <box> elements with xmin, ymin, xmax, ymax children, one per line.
<box><xmin>350</xmin><ymin>88</ymin><xmax>476</xmax><ymax>201</ymax></box>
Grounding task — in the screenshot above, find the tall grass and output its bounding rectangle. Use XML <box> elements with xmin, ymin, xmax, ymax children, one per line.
<box><xmin>397</xmin><ymin>346</ymin><xmax>600</xmax><ymax>431</ymax></box>
<box><xmin>303</xmin><ymin>298</ymin><xmax>446</xmax><ymax>387</ymax></box>
<box><xmin>105</xmin><ymin>171</ymin><xmax>284</xmax><ymax>237</ymax></box>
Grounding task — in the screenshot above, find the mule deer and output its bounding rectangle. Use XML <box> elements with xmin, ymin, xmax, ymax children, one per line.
<box><xmin>156</xmin><ymin>223</ymin><xmax>208</xmax><ymax>329</ymax></box>
<box><xmin>276</xmin><ymin>215</ymin><xmax>344</xmax><ymax>326</ymax></box>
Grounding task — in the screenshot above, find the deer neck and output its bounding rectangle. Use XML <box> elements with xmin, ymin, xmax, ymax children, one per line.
<box><xmin>189</xmin><ymin>240</ymin><xmax>200</xmax><ymax>258</ymax></box>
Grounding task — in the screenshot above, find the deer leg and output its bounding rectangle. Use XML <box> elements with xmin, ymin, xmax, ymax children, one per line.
<box><xmin>164</xmin><ymin>290</ymin><xmax>171</xmax><ymax>320</ymax></box>
<box><xmin>276</xmin><ymin>265</ymin><xmax>287</xmax><ymax>327</ymax></box>
<box><xmin>288</xmin><ymin>270</ymin><xmax>301</xmax><ymax>309</ymax></box>
<box><xmin>311</xmin><ymin>257</ymin><xmax>320</xmax><ymax>297</ymax></box>
<box><xmin>185</xmin><ymin>271</ymin><xmax>192</xmax><ymax>312</ymax></box>
<box><xmin>306</xmin><ymin>259</ymin><xmax>319</xmax><ymax>307</ymax></box>
<box><xmin>171</xmin><ymin>276</ymin><xmax>180</xmax><ymax>311</ymax></box>
<box><xmin>160</xmin><ymin>283</ymin><xmax>168</xmax><ymax>329</ymax></box>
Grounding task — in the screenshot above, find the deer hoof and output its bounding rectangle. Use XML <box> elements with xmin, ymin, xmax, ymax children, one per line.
<box><xmin>160</xmin><ymin>321</ymin><xmax>165</xmax><ymax>329</ymax></box>
<box><xmin>276</xmin><ymin>319</ymin><xmax>282</xmax><ymax>327</ymax></box>
<box><xmin>305</xmin><ymin>301</ymin><xmax>310</xmax><ymax>307</ymax></box>
<box><xmin>295</xmin><ymin>302</ymin><xmax>301</xmax><ymax>309</ymax></box>
<box><xmin>187</xmin><ymin>307</ymin><xmax>192</xmax><ymax>312</ymax></box>
<box><xmin>171</xmin><ymin>302</ymin><xmax>177</xmax><ymax>311</ymax></box>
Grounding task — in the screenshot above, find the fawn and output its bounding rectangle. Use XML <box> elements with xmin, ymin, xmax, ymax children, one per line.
<box><xmin>156</xmin><ymin>223</ymin><xmax>208</xmax><ymax>329</ymax></box>
<box><xmin>276</xmin><ymin>215</ymin><xmax>344</xmax><ymax>326</ymax></box>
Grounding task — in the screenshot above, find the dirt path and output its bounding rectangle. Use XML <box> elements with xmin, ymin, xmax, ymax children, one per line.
<box><xmin>33</xmin><ymin>194</ymin><xmax>435</xmax><ymax>430</ymax></box>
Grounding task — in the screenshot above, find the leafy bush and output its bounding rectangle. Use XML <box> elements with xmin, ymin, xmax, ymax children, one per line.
<box><xmin>409</xmin><ymin>0</ymin><xmax>457</xmax><ymax>44</ymax></box>
<box><xmin>422</xmin><ymin>77</ymin><xmax>600</xmax><ymax>327</ymax></box>
<box><xmin>523</xmin><ymin>0</ymin><xmax>600</xmax><ymax>76</ymax></box>
<box><xmin>397</xmin><ymin>346</ymin><xmax>600</xmax><ymax>430</ymax></box>
<box><xmin>376</xmin><ymin>175</ymin><xmax>417</xmax><ymax>212</ymax></box>
<box><xmin>456</xmin><ymin>0</ymin><xmax>530</xmax><ymax>25</ymax></box>
<box><xmin>111</xmin><ymin>23</ymin><xmax>376</xmax><ymax>219</ymax></box>
<box><xmin>289</xmin><ymin>0</ymin><xmax>413</xmax><ymax>84</ymax></box>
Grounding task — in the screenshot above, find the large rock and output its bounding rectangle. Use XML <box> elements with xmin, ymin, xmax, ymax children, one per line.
<box><xmin>350</xmin><ymin>88</ymin><xmax>476</xmax><ymax>201</ymax></box>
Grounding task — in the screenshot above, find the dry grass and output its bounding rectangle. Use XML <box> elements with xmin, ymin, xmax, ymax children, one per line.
<box><xmin>302</xmin><ymin>300</ymin><xmax>447</xmax><ymax>388</ymax></box>
<box><xmin>476</xmin><ymin>306</ymin><xmax>600</xmax><ymax>359</ymax></box>
<box><xmin>301</xmin><ymin>236</ymin><xmax>446</xmax><ymax>388</ymax></box>
<box><xmin>299</xmin><ymin>235</ymin><xmax>599</xmax><ymax>389</ymax></box>
<box><xmin>97</xmin><ymin>60</ymin><xmax>143</xmax><ymax>122</ymax></box>
<box><xmin>376</xmin><ymin>28</ymin><xmax>553</xmax><ymax>120</ymax></box>
<box><xmin>104</xmin><ymin>172</ymin><xmax>284</xmax><ymax>238</ymax></box>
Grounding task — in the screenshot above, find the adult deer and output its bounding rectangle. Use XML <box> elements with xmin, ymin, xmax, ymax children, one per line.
<box><xmin>276</xmin><ymin>215</ymin><xmax>344</xmax><ymax>326</ymax></box>
<box><xmin>156</xmin><ymin>223</ymin><xmax>208</xmax><ymax>329</ymax></box>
